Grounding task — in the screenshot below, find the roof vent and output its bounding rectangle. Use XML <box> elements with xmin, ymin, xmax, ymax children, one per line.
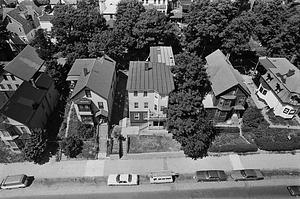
<box><xmin>145</xmin><ymin>62</ymin><xmax>152</xmax><ymax>71</ymax></box>
<box><xmin>83</xmin><ymin>68</ymin><xmax>89</xmax><ymax>76</ymax></box>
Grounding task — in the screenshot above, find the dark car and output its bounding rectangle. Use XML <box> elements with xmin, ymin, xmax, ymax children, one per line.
<box><xmin>287</xmin><ymin>186</ymin><xmax>300</xmax><ymax>196</ymax></box>
<box><xmin>195</xmin><ymin>170</ymin><xmax>227</xmax><ymax>182</ymax></box>
<box><xmin>231</xmin><ymin>169</ymin><xmax>264</xmax><ymax>181</ymax></box>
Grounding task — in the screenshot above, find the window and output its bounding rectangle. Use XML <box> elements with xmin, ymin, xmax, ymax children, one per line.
<box><xmin>98</xmin><ymin>102</ymin><xmax>104</xmax><ymax>109</ymax></box>
<box><xmin>143</xmin><ymin>91</ymin><xmax>148</xmax><ymax>97</ymax></box>
<box><xmin>0</xmin><ymin>130</ymin><xmax>10</xmax><ymax>137</ymax></box>
<box><xmin>20</xmin><ymin>127</ymin><xmax>27</xmax><ymax>134</ymax></box>
<box><xmin>275</xmin><ymin>83</ymin><xmax>283</xmax><ymax>93</ymax></box>
<box><xmin>144</xmin><ymin>102</ymin><xmax>148</xmax><ymax>108</ymax></box>
<box><xmin>219</xmin><ymin>111</ymin><xmax>227</xmax><ymax>117</ymax></box>
<box><xmin>110</xmin><ymin>14</ymin><xmax>113</xmax><ymax>19</ymax></box>
<box><xmin>163</xmin><ymin>0</ymin><xmax>165</xmax><ymax>4</ymax></box>
<box><xmin>16</xmin><ymin>84</ymin><xmax>19</xmax><ymax>88</ymax></box>
<box><xmin>3</xmin><ymin>75</ymin><xmax>8</xmax><ymax>80</ymax></box>
<box><xmin>19</xmin><ymin>28</ymin><xmax>22</xmax><ymax>32</ymax></box>
<box><xmin>262</xmin><ymin>90</ymin><xmax>267</xmax><ymax>95</ymax></box>
<box><xmin>78</xmin><ymin>104</ymin><xmax>91</xmax><ymax>112</ymax></box>
<box><xmin>146</xmin><ymin>0</ymin><xmax>148</xmax><ymax>3</ymax></box>
<box><xmin>218</xmin><ymin>99</ymin><xmax>224</xmax><ymax>106</ymax></box>
<box><xmin>143</xmin><ymin>112</ymin><xmax>148</xmax><ymax>119</ymax></box>
<box><xmin>283</xmin><ymin>108</ymin><xmax>289</xmax><ymax>114</ymax></box>
<box><xmin>11</xmin><ymin>75</ymin><xmax>16</xmax><ymax>81</ymax></box>
<box><xmin>259</xmin><ymin>87</ymin><xmax>263</xmax><ymax>93</ymax></box>
<box><xmin>134</xmin><ymin>102</ymin><xmax>139</xmax><ymax>108</ymax></box>
<box><xmin>85</xmin><ymin>90</ymin><xmax>91</xmax><ymax>97</ymax></box>
<box><xmin>154</xmin><ymin>0</ymin><xmax>156</xmax><ymax>3</ymax></box>
<box><xmin>134</xmin><ymin>91</ymin><xmax>138</xmax><ymax>96</ymax></box>
<box><xmin>81</xmin><ymin>115</ymin><xmax>93</xmax><ymax>123</ymax></box>
<box><xmin>237</xmin><ymin>97</ymin><xmax>245</xmax><ymax>105</ymax></box>
<box><xmin>0</xmin><ymin>84</ymin><xmax>4</xmax><ymax>89</ymax></box>
<box><xmin>158</xmin><ymin>0</ymin><xmax>160</xmax><ymax>4</ymax></box>
<box><xmin>224</xmin><ymin>100</ymin><xmax>231</xmax><ymax>106</ymax></box>
<box><xmin>154</xmin><ymin>104</ymin><xmax>157</xmax><ymax>110</ymax></box>
<box><xmin>289</xmin><ymin>110</ymin><xmax>296</xmax><ymax>115</ymax></box>
<box><xmin>134</xmin><ymin>113</ymin><xmax>139</xmax><ymax>120</ymax></box>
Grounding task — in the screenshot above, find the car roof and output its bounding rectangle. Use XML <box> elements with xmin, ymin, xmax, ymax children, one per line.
<box><xmin>243</xmin><ymin>169</ymin><xmax>257</xmax><ymax>177</ymax></box>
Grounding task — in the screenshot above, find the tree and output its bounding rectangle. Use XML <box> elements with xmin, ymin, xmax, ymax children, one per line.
<box><xmin>0</xmin><ymin>19</ymin><xmax>9</xmax><ymax>51</ymax></box>
<box><xmin>61</xmin><ymin>136</ymin><xmax>83</xmax><ymax>158</ymax></box>
<box><xmin>23</xmin><ymin>129</ymin><xmax>48</xmax><ymax>164</ymax></box>
<box><xmin>30</xmin><ymin>29</ymin><xmax>55</xmax><ymax>60</ymax></box>
<box><xmin>77</xmin><ymin>123</ymin><xmax>95</xmax><ymax>140</ymax></box>
<box><xmin>167</xmin><ymin>53</ymin><xmax>217</xmax><ymax>159</ymax></box>
<box><xmin>184</xmin><ymin>0</ymin><xmax>239</xmax><ymax>57</ymax></box>
<box><xmin>88</xmin><ymin>30</ymin><xmax>113</xmax><ymax>58</ymax></box>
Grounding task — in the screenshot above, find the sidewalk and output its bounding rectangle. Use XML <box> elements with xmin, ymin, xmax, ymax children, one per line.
<box><xmin>1</xmin><ymin>153</ymin><xmax>299</xmax><ymax>180</ymax></box>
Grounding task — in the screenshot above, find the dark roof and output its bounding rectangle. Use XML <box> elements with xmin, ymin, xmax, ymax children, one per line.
<box><xmin>148</xmin><ymin>46</ymin><xmax>175</xmax><ymax>66</ymax></box>
<box><xmin>259</xmin><ymin>57</ymin><xmax>300</xmax><ymax>93</ymax></box>
<box><xmin>39</xmin><ymin>14</ymin><xmax>54</xmax><ymax>21</ymax></box>
<box><xmin>4</xmin><ymin>45</ymin><xmax>44</xmax><ymax>81</ymax></box>
<box><xmin>6</xmin><ymin>5</ymin><xmax>40</xmax><ymax>34</ymax></box>
<box><xmin>126</xmin><ymin>61</ymin><xmax>175</xmax><ymax>95</ymax></box>
<box><xmin>70</xmin><ymin>55</ymin><xmax>116</xmax><ymax>99</ymax></box>
<box><xmin>19</xmin><ymin>0</ymin><xmax>43</xmax><ymax>16</ymax></box>
<box><xmin>205</xmin><ymin>49</ymin><xmax>250</xmax><ymax>96</ymax></box>
<box><xmin>8</xmin><ymin>33</ymin><xmax>27</xmax><ymax>45</ymax></box>
<box><xmin>0</xmin><ymin>81</ymin><xmax>47</xmax><ymax>126</ymax></box>
<box><xmin>35</xmin><ymin>73</ymin><xmax>53</xmax><ymax>89</ymax></box>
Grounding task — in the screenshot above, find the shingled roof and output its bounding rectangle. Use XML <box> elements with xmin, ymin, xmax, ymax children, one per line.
<box><xmin>4</xmin><ymin>45</ymin><xmax>44</xmax><ymax>81</ymax></box>
<box><xmin>127</xmin><ymin>61</ymin><xmax>175</xmax><ymax>95</ymax></box>
<box><xmin>205</xmin><ymin>49</ymin><xmax>250</xmax><ymax>96</ymax></box>
<box><xmin>70</xmin><ymin>55</ymin><xmax>116</xmax><ymax>99</ymax></box>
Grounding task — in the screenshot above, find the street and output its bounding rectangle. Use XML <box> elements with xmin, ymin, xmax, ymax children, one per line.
<box><xmin>2</xmin><ymin>185</ymin><xmax>292</xmax><ymax>199</ymax></box>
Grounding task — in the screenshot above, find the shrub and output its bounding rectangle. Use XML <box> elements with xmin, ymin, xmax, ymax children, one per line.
<box><xmin>77</xmin><ymin>123</ymin><xmax>95</xmax><ymax>140</ymax></box>
<box><xmin>61</xmin><ymin>136</ymin><xmax>83</xmax><ymax>158</ymax></box>
<box><xmin>209</xmin><ymin>143</ymin><xmax>258</xmax><ymax>153</ymax></box>
<box><xmin>242</xmin><ymin>107</ymin><xmax>269</xmax><ymax>129</ymax></box>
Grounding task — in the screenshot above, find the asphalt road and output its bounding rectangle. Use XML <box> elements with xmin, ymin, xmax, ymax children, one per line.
<box><xmin>4</xmin><ymin>185</ymin><xmax>292</xmax><ymax>199</ymax></box>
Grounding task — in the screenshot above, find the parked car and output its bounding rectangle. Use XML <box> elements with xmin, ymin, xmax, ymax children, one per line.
<box><xmin>149</xmin><ymin>171</ymin><xmax>177</xmax><ymax>184</ymax></box>
<box><xmin>194</xmin><ymin>170</ymin><xmax>227</xmax><ymax>182</ymax></box>
<box><xmin>0</xmin><ymin>174</ymin><xmax>30</xmax><ymax>190</ymax></box>
<box><xmin>287</xmin><ymin>186</ymin><xmax>300</xmax><ymax>196</ymax></box>
<box><xmin>231</xmin><ymin>169</ymin><xmax>264</xmax><ymax>181</ymax></box>
<box><xmin>107</xmin><ymin>174</ymin><xmax>139</xmax><ymax>186</ymax></box>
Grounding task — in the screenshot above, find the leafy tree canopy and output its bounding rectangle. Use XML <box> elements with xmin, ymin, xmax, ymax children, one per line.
<box><xmin>30</xmin><ymin>29</ymin><xmax>55</xmax><ymax>60</ymax></box>
<box><xmin>61</xmin><ymin>136</ymin><xmax>83</xmax><ymax>158</ymax></box>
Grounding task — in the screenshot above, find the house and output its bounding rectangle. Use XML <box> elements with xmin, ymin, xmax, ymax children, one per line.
<box><xmin>140</xmin><ymin>0</ymin><xmax>168</xmax><ymax>13</ymax></box>
<box><xmin>256</xmin><ymin>57</ymin><xmax>300</xmax><ymax>119</ymax></box>
<box><xmin>146</xmin><ymin>46</ymin><xmax>175</xmax><ymax>66</ymax></box>
<box><xmin>99</xmin><ymin>0</ymin><xmax>120</xmax><ymax>28</ymax></box>
<box><xmin>0</xmin><ymin>73</ymin><xmax>59</xmax><ymax>152</ymax></box>
<box><xmin>126</xmin><ymin>61</ymin><xmax>175</xmax><ymax>128</ymax></box>
<box><xmin>4</xmin><ymin>5</ymin><xmax>41</xmax><ymax>43</ymax></box>
<box><xmin>203</xmin><ymin>49</ymin><xmax>250</xmax><ymax>122</ymax></box>
<box><xmin>67</xmin><ymin>55</ymin><xmax>117</xmax><ymax>124</ymax></box>
<box><xmin>0</xmin><ymin>45</ymin><xmax>58</xmax><ymax>152</ymax></box>
<box><xmin>39</xmin><ymin>13</ymin><xmax>54</xmax><ymax>33</ymax></box>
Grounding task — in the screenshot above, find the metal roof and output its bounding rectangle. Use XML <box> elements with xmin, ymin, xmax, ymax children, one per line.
<box><xmin>4</xmin><ymin>45</ymin><xmax>44</xmax><ymax>81</ymax></box>
<box><xmin>70</xmin><ymin>55</ymin><xmax>116</xmax><ymax>99</ymax></box>
<box><xmin>205</xmin><ymin>49</ymin><xmax>250</xmax><ymax>97</ymax></box>
<box><xmin>126</xmin><ymin>61</ymin><xmax>175</xmax><ymax>95</ymax></box>
<box><xmin>148</xmin><ymin>46</ymin><xmax>175</xmax><ymax>66</ymax></box>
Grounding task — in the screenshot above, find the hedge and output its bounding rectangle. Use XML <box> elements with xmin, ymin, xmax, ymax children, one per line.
<box><xmin>209</xmin><ymin>143</ymin><xmax>258</xmax><ymax>153</ymax></box>
<box><xmin>215</xmin><ymin>127</ymin><xmax>240</xmax><ymax>134</ymax></box>
<box><xmin>255</xmin><ymin>136</ymin><xmax>300</xmax><ymax>151</ymax></box>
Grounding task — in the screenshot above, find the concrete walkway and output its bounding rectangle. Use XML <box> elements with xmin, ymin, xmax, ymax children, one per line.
<box><xmin>1</xmin><ymin>153</ymin><xmax>299</xmax><ymax>180</ymax></box>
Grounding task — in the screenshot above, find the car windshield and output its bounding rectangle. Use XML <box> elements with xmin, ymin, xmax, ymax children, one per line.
<box><xmin>128</xmin><ymin>174</ymin><xmax>132</xmax><ymax>182</ymax></box>
<box><xmin>116</xmin><ymin>175</ymin><xmax>120</xmax><ymax>183</ymax></box>
<box><xmin>244</xmin><ymin>170</ymin><xmax>257</xmax><ymax>178</ymax></box>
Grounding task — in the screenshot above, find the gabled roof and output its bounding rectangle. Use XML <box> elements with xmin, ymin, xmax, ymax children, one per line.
<box><xmin>259</xmin><ymin>57</ymin><xmax>300</xmax><ymax>94</ymax></box>
<box><xmin>6</xmin><ymin>5</ymin><xmax>40</xmax><ymax>34</ymax></box>
<box><xmin>0</xmin><ymin>80</ymin><xmax>48</xmax><ymax>126</ymax></box>
<box><xmin>4</xmin><ymin>45</ymin><xmax>44</xmax><ymax>81</ymax></box>
<box><xmin>205</xmin><ymin>49</ymin><xmax>250</xmax><ymax>96</ymax></box>
<box><xmin>148</xmin><ymin>46</ymin><xmax>175</xmax><ymax>66</ymax></box>
<box><xmin>70</xmin><ymin>55</ymin><xmax>116</xmax><ymax>99</ymax></box>
<box><xmin>126</xmin><ymin>61</ymin><xmax>175</xmax><ymax>95</ymax></box>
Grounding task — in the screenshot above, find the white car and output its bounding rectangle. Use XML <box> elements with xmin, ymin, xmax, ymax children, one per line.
<box><xmin>107</xmin><ymin>174</ymin><xmax>139</xmax><ymax>186</ymax></box>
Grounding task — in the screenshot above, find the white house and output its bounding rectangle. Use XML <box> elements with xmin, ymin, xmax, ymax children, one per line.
<box><xmin>256</xmin><ymin>57</ymin><xmax>300</xmax><ymax>119</ymax></box>
<box><xmin>126</xmin><ymin>61</ymin><xmax>174</xmax><ymax>128</ymax></box>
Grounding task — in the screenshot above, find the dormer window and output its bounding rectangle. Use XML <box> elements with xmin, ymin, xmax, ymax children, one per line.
<box><xmin>266</xmin><ymin>73</ymin><xmax>273</xmax><ymax>82</ymax></box>
<box><xmin>275</xmin><ymin>83</ymin><xmax>283</xmax><ymax>93</ymax></box>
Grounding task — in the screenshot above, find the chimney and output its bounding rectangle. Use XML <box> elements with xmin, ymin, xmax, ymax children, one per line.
<box><xmin>83</xmin><ymin>68</ymin><xmax>89</xmax><ymax>76</ymax></box>
<box><xmin>290</xmin><ymin>54</ymin><xmax>297</xmax><ymax>64</ymax></box>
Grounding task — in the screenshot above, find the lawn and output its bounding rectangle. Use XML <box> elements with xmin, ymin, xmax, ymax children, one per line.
<box><xmin>209</xmin><ymin>133</ymin><xmax>258</xmax><ymax>153</ymax></box>
<box><xmin>77</xmin><ymin>141</ymin><xmax>98</xmax><ymax>159</ymax></box>
<box><xmin>243</xmin><ymin>127</ymin><xmax>300</xmax><ymax>151</ymax></box>
<box><xmin>128</xmin><ymin>135</ymin><xmax>181</xmax><ymax>153</ymax></box>
<box><xmin>266</xmin><ymin>109</ymin><xmax>300</xmax><ymax>126</ymax></box>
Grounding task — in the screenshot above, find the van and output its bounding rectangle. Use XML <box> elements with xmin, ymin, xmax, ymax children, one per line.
<box><xmin>149</xmin><ymin>171</ymin><xmax>175</xmax><ymax>184</ymax></box>
<box><xmin>0</xmin><ymin>174</ymin><xmax>29</xmax><ymax>190</ymax></box>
